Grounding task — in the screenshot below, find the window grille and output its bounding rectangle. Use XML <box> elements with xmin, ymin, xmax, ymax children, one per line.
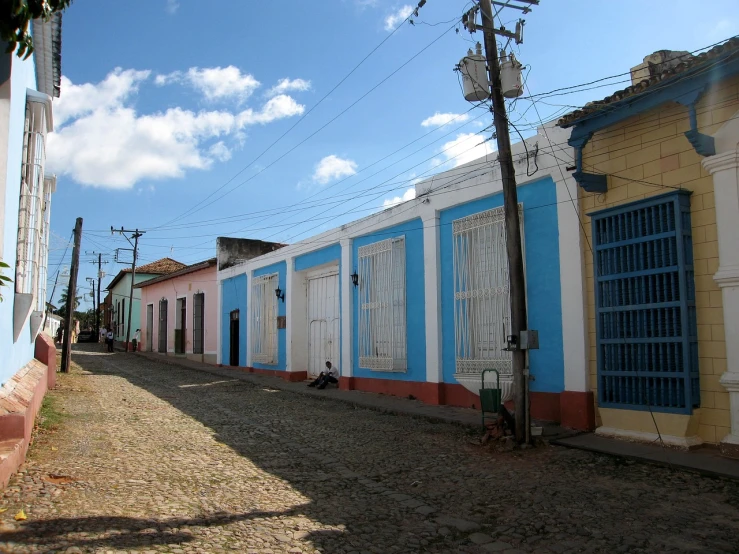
<box><xmin>158</xmin><ymin>298</ymin><xmax>168</xmax><ymax>353</ymax></box>
<box><xmin>358</xmin><ymin>237</ymin><xmax>407</xmax><ymax>371</ymax></box>
<box><xmin>453</xmin><ymin>205</ymin><xmax>524</xmax><ymax>378</ymax></box>
<box><xmin>193</xmin><ymin>293</ymin><xmax>204</xmax><ymax>355</ymax></box>
<box><xmin>251</xmin><ymin>273</ymin><xmax>278</xmax><ymax>364</ymax></box>
<box><xmin>591</xmin><ymin>191</ymin><xmax>699</xmax><ymax>414</ymax></box>
<box><xmin>36</xmin><ymin>178</ymin><xmax>53</xmax><ymax>311</ymax></box>
<box><xmin>16</xmin><ymin>101</ymin><xmax>47</xmax><ymax>296</ymax></box>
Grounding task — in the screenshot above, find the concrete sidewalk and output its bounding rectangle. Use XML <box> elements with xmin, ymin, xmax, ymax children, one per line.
<box><xmin>552</xmin><ymin>433</ymin><xmax>739</xmax><ymax>480</ymax></box>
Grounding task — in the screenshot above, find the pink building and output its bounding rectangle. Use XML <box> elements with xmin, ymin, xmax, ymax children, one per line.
<box><xmin>136</xmin><ymin>258</ymin><xmax>218</xmax><ymax>364</ymax></box>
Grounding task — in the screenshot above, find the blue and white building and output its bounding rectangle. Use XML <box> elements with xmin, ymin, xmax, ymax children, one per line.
<box><xmin>0</xmin><ymin>14</ymin><xmax>63</xmax><ymax>486</ymax></box>
<box><xmin>218</xmin><ymin>123</ymin><xmax>593</xmax><ymax>429</ymax></box>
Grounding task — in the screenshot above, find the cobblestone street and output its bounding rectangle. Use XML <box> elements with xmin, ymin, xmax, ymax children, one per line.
<box><xmin>1</xmin><ymin>344</ymin><xmax>738</xmax><ymax>553</ymax></box>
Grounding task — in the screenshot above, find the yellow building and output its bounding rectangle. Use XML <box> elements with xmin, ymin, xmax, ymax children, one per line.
<box><xmin>558</xmin><ymin>38</ymin><xmax>739</xmax><ymax>456</ymax></box>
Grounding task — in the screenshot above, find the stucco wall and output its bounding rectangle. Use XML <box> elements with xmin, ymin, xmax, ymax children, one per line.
<box><xmin>0</xmin><ymin>52</ymin><xmax>40</xmax><ymax>385</ymax></box>
<box><xmin>351</xmin><ymin>218</ymin><xmax>427</xmax><ymax>383</ymax></box>
<box><xmin>252</xmin><ymin>261</ymin><xmax>287</xmax><ymax>371</ymax></box>
<box><xmin>108</xmin><ymin>273</ymin><xmax>157</xmax><ymax>342</ymax></box>
<box><xmin>221</xmin><ymin>274</ymin><xmax>246</xmax><ymax>366</ymax></box>
<box><xmin>139</xmin><ymin>266</ymin><xmax>217</xmax><ymax>356</ymax></box>
<box><xmin>580</xmin><ymin>74</ymin><xmax>739</xmax><ymax>443</ymax></box>
<box><xmin>439</xmin><ymin>177</ymin><xmax>565</xmax><ymax>392</ymax></box>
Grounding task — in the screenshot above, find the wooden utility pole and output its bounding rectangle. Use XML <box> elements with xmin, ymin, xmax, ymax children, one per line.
<box><xmin>96</xmin><ymin>253</ymin><xmax>102</xmax><ymax>340</ymax></box>
<box><xmin>111</xmin><ymin>227</ymin><xmax>144</xmax><ymax>352</ymax></box>
<box><xmin>479</xmin><ymin>0</ymin><xmax>528</xmax><ymax>442</ymax></box>
<box><xmin>61</xmin><ymin>217</ymin><xmax>82</xmax><ymax>373</ymax></box>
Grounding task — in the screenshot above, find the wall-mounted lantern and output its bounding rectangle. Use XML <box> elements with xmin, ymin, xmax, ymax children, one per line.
<box><xmin>275</xmin><ymin>286</ymin><xmax>285</xmax><ymax>303</ymax></box>
<box><xmin>351</xmin><ymin>271</ymin><xmax>359</xmax><ymax>288</ymax></box>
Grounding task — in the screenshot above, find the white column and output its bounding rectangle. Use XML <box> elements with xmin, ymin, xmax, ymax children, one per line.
<box><xmin>340</xmin><ymin>238</ymin><xmax>353</xmax><ymax>378</ymax></box>
<box><xmin>704</xmin><ymin>149</ymin><xmax>739</xmax><ymax>454</ymax></box>
<box><xmin>285</xmin><ymin>257</ymin><xmax>294</xmax><ymax>372</ymax></box>
<box><xmin>423</xmin><ymin>212</ymin><xmax>442</xmax><ymax>384</ymax></box>
<box><xmin>245</xmin><ymin>271</ymin><xmax>252</xmax><ymax>368</ymax></box>
<box><xmin>216</xmin><ymin>277</ymin><xmax>222</xmax><ymax>365</ymax></box>
<box><xmin>555</xmin><ymin>174</ymin><xmax>589</xmax><ymax>392</ymax></box>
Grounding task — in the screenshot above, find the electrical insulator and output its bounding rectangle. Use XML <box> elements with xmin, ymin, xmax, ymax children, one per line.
<box><xmin>500</xmin><ymin>51</ymin><xmax>524</xmax><ymax>98</ymax></box>
<box><xmin>459</xmin><ymin>43</ymin><xmax>489</xmax><ymax>102</ymax></box>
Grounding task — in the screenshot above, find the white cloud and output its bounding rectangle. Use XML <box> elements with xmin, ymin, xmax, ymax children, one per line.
<box><xmin>166</xmin><ymin>0</ymin><xmax>179</xmax><ymax>14</ymax></box>
<box><xmin>54</xmin><ymin>69</ymin><xmax>150</xmax><ymax>126</ymax></box>
<box><xmin>437</xmin><ymin>132</ymin><xmax>494</xmax><ymax>168</ymax></box>
<box><xmin>47</xmin><ymin>69</ymin><xmax>305</xmax><ymax>189</ymax></box>
<box><xmin>267</xmin><ymin>78</ymin><xmax>311</xmax><ymax>97</ymax></box>
<box><xmin>384</xmin><ymin>5</ymin><xmax>413</xmax><ymax>31</ymax></box>
<box><xmin>312</xmin><ymin>155</ymin><xmax>357</xmax><ymax>184</ymax></box>
<box><xmin>157</xmin><ymin>66</ymin><xmax>261</xmax><ymax>103</ymax></box>
<box><xmin>382</xmin><ymin>187</ymin><xmax>416</xmax><ymax>208</ymax></box>
<box><xmin>421</xmin><ymin>112</ymin><xmax>470</xmax><ymax>127</ymax></box>
<box><xmin>237</xmin><ymin>94</ymin><xmax>305</xmax><ymax>125</ymax></box>
<box><xmin>208</xmin><ymin>141</ymin><xmax>232</xmax><ymax>162</ymax></box>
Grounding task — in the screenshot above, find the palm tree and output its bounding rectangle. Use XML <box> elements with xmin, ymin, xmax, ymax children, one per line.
<box><xmin>56</xmin><ymin>287</ymin><xmax>80</xmax><ymax>318</ymax></box>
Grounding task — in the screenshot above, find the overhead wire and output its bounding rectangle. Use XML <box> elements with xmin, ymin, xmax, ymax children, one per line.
<box><xmin>153</xmin><ymin>6</ymin><xmax>449</xmax><ymax>231</ymax></box>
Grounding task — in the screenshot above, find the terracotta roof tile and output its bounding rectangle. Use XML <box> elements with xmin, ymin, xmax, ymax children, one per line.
<box><xmin>558</xmin><ymin>37</ymin><xmax>739</xmax><ymax>128</ymax></box>
<box><xmin>106</xmin><ymin>258</ymin><xmax>187</xmax><ymax>290</ymax></box>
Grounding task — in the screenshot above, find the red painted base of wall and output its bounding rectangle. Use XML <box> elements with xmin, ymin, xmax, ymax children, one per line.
<box><xmin>35</xmin><ymin>333</ymin><xmax>57</xmax><ymax>389</ymax></box>
<box><xmin>338</xmin><ymin>376</ymin><xmax>588</xmax><ymax>427</ymax></box>
<box><xmin>220</xmin><ymin>365</ymin><xmax>308</xmax><ymax>383</ymax></box>
<box><xmin>560</xmin><ymin>390</ymin><xmax>595</xmax><ymax>431</ymax></box>
<box><xmin>340</xmin><ymin>377</ymin><xmax>444</xmax><ymax>405</ymax></box>
<box><xmin>0</xmin><ymin>338</ymin><xmax>56</xmax><ymax>488</ymax></box>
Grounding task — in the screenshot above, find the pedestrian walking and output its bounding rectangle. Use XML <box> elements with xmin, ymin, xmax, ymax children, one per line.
<box><xmin>132</xmin><ymin>329</ymin><xmax>141</xmax><ymax>352</ymax></box>
<box><xmin>106</xmin><ymin>329</ymin><xmax>114</xmax><ymax>352</ymax></box>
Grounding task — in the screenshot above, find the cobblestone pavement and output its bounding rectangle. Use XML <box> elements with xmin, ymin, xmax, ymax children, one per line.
<box><xmin>1</xmin><ymin>344</ymin><xmax>739</xmax><ymax>553</ymax></box>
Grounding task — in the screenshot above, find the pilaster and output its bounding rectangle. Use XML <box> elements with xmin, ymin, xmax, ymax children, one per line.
<box><xmin>703</xmin><ymin>149</ymin><xmax>739</xmax><ymax>456</ymax></box>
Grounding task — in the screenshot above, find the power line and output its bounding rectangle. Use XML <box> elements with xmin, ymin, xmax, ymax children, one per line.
<box><xmin>151</xmin><ymin>1</ymin><xmax>435</xmax><ymax>232</ymax></box>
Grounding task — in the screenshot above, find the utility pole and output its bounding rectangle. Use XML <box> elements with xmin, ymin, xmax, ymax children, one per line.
<box><xmin>111</xmin><ymin>227</ymin><xmax>144</xmax><ymax>352</ymax></box>
<box><xmin>96</xmin><ymin>253</ymin><xmax>102</xmax><ymax>339</ymax></box>
<box><xmin>464</xmin><ymin>0</ymin><xmax>535</xmax><ymax>443</ymax></box>
<box><xmin>86</xmin><ymin>277</ymin><xmax>96</xmax><ymax>332</ymax></box>
<box><xmin>87</xmin><ymin>252</ymin><xmax>106</xmax><ymax>341</ymax></box>
<box><xmin>61</xmin><ymin>218</ymin><xmax>83</xmax><ymax>373</ymax></box>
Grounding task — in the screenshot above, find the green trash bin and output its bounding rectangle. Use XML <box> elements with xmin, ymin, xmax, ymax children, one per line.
<box><xmin>480</xmin><ymin>369</ymin><xmax>501</xmax><ymax>430</ymax></box>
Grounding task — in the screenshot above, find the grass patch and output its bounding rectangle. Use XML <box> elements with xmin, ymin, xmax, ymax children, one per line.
<box><xmin>37</xmin><ymin>394</ymin><xmax>65</xmax><ymax>432</ymax></box>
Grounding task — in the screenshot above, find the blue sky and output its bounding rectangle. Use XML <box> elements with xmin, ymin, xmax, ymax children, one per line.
<box><xmin>45</xmin><ymin>0</ymin><xmax>738</xmax><ymax>309</ymax></box>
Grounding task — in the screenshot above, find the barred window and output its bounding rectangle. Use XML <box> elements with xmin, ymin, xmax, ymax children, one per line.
<box><xmin>358</xmin><ymin>237</ymin><xmax>407</xmax><ymax>372</ymax></box>
<box><xmin>16</xmin><ymin>100</ymin><xmax>47</xmax><ymax>297</ymax></box>
<box><xmin>251</xmin><ymin>273</ymin><xmax>278</xmax><ymax>364</ymax></box>
<box><xmin>453</xmin><ymin>206</ymin><xmax>524</xmax><ymax>380</ymax></box>
<box><xmin>193</xmin><ymin>292</ymin><xmax>205</xmax><ymax>355</ymax></box>
<box><xmin>591</xmin><ymin>191</ymin><xmax>699</xmax><ymax>414</ymax></box>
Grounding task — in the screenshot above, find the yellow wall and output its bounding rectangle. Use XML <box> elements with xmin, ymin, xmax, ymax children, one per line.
<box><xmin>579</xmin><ymin>75</ymin><xmax>739</xmax><ymax>444</ymax></box>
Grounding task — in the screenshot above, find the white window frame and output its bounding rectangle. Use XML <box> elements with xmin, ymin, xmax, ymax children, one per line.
<box><xmin>251</xmin><ymin>273</ymin><xmax>278</xmax><ymax>364</ymax></box>
<box><xmin>358</xmin><ymin>236</ymin><xmax>407</xmax><ymax>372</ymax></box>
<box><xmin>16</xmin><ymin>100</ymin><xmax>47</xmax><ymax>298</ymax></box>
<box><xmin>453</xmin><ymin>205</ymin><xmax>524</xmax><ymax>377</ymax></box>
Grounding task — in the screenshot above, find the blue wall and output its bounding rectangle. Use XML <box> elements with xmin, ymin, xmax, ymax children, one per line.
<box><xmin>253</xmin><ymin>261</ymin><xmax>287</xmax><ymax>370</ymax></box>
<box><xmin>0</xmin><ymin>49</ymin><xmax>42</xmax><ymax>385</ymax></box>
<box><xmin>352</xmin><ymin>218</ymin><xmax>426</xmax><ymax>382</ymax></box>
<box><xmin>439</xmin><ymin>178</ymin><xmax>565</xmax><ymax>393</ymax></box>
<box><xmin>221</xmin><ymin>274</ymin><xmax>247</xmax><ymax>366</ymax></box>
<box><xmin>294</xmin><ymin>243</ymin><xmax>341</xmax><ymax>272</ymax></box>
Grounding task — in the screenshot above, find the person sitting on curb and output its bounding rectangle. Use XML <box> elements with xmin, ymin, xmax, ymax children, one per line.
<box><xmin>308</xmin><ymin>361</ymin><xmax>339</xmax><ymax>389</ymax></box>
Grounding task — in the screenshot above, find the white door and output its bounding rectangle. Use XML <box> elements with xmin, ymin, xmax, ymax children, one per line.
<box><xmin>307</xmin><ymin>271</ymin><xmax>340</xmax><ymax>377</ymax></box>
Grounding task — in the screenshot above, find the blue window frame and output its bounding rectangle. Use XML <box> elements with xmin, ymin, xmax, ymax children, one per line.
<box><xmin>590</xmin><ymin>190</ymin><xmax>699</xmax><ymax>414</ymax></box>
